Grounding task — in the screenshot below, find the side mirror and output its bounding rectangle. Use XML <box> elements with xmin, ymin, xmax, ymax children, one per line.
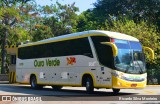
<box><xmin>101</xmin><ymin>42</ymin><xmax>118</xmax><ymax>57</ymax></box>
<box><xmin>143</xmin><ymin>46</ymin><xmax>154</xmax><ymax>60</ymax></box>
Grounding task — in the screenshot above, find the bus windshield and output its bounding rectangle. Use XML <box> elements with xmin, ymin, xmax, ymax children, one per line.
<box><xmin>114</xmin><ymin>39</ymin><xmax>145</xmax><ymax>74</ymax></box>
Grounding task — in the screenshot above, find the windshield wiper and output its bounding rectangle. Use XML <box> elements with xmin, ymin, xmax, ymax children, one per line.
<box><xmin>134</xmin><ymin>60</ymin><xmax>143</xmax><ymax>74</ymax></box>
<box><xmin>124</xmin><ymin>53</ymin><xmax>133</xmax><ymax>73</ymax></box>
<box><xmin>125</xmin><ymin>65</ymin><xmax>131</xmax><ymax>73</ymax></box>
<box><xmin>133</xmin><ymin>51</ymin><xmax>144</xmax><ymax>74</ymax></box>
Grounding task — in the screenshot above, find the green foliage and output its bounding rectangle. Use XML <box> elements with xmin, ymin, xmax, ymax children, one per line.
<box><xmin>0</xmin><ymin>0</ymin><xmax>35</xmax><ymax>73</ymax></box>
<box><xmin>105</xmin><ymin>18</ymin><xmax>159</xmax><ymax>59</ymax></box>
<box><xmin>76</xmin><ymin>10</ymin><xmax>99</xmax><ymax>31</ymax></box>
<box><xmin>7</xmin><ymin>27</ymin><xmax>30</xmax><ymax>45</ymax></box>
<box><xmin>94</xmin><ymin>0</ymin><xmax>160</xmax><ymax>25</ymax></box>
<box><xmin>40</xmin><ymin>2</ymin><xmax>79</xmax><ymax>36</ymax></box>
<box><xmin>105</xmin><ymin>19</ymin><xmax>159</xmax><ymax>51</ymax></box>
<box><xmin>0</xmin><ymin>0</ymin><xmax>38</xmax><ymax>43</ymax></box>
<box><xmin>32</xmin><ymin>25</ymin><xmax>53</xmax><ymax>42</ymax></box>
<box><xmin>76</xmin><ymin>8</ymin><xmax>110</xmax><ymax>31</ymax></box>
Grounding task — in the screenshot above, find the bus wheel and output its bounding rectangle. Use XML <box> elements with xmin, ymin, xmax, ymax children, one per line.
<box><xmin>112</xmin><ymin>88</ymin><xmax>120</xmax><ymax>94</ymax></box>
<box><xmin>52</xmin><ymin>86</ymin><xmax>63</xmax><ymax>90</ymax></box>
<box><xmin>85</xmin><ymin>76</ymin><xmax>94</xmax><ymax>93</ymax></box>
<box><xmin>30</xmin><ymin>75</ymin><xmax>39</xmax><ymax>89</ymax></box>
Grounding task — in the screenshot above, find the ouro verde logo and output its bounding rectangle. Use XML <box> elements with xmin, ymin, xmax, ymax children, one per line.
<box><xmin>34</xmin><ymin>58</ymin><xmax>60</xmax><ymax>67</ymax></box>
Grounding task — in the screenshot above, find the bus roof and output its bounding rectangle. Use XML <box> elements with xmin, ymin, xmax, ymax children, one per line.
<box><xmin>19</xmin><ymin>30</ymin><xmax>139</xmax><ymax>47</ymax></box>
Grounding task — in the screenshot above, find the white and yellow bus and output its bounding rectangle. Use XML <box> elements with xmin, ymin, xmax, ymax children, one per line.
<box><xmin>16</xmin><ymin>30</ymin><xmax>154</xmax><ymax>93</ymax></box>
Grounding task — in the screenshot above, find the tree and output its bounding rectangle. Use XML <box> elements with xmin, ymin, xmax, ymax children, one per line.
<box><xmin>94</xmin><ymin>0</ymin><xmax>160</xmax><ymax>25</ymax></box>
<box><xmin>105</xmin><ymin>19</ymin><xmax>159</xmax><ymax>53</ymax></box>
<box><xmin>0</xmin><ymin>0</ymin><xmax>37</xmax><ymax>73</ymax></box>
<box><xmin>40</xmin><ymin>2</ymin><xmax>79</xmax><ymax>36</ymax></box>
<box><xmin>76</xmin><ymin>10</ymin><xmax>100</xmax><ymax>32</ymax></box>
<box><xmin>32</xmin><ymin>25</ymin><xmax>52</xmax><ymax>42</ymax></box>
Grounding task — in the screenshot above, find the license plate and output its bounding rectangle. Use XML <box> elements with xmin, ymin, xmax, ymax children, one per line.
<box><xmin>131</xmin><ymin>84</ymin><xmax>137</xmax><ymax>87</ymax></box>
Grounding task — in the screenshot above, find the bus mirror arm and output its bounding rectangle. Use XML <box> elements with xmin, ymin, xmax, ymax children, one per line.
<box><xmin>143</xmin><ymin>46</ymin><xmax>154</xmax><ymax>60</ymax></box>
<box><xmin>101</xmin><ymin>42</ymin><xmax>118</xmax><ymax>57</ymax></box>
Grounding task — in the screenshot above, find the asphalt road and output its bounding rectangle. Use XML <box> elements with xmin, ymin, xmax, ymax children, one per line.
<box><xmin>0</xmin><ymin>83</ymin><xmax>159</xmax><ymax>104</ymax></box>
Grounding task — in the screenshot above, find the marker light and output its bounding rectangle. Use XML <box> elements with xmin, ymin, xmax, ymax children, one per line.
<box><xmin>111</xmin><ymin>38</ymin><xmax>115</xmax><ymax>43</ymax></box>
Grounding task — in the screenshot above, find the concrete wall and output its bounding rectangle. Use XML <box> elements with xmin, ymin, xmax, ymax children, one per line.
<box><xmin>9</xmin><ymin>65</ymin><xmax>16</xmax><ymax>72</ymax></box>
<box><xmin>0</xmin><ymin>74</ymin><xmax>9</xmax><ymax>81</ymax></box>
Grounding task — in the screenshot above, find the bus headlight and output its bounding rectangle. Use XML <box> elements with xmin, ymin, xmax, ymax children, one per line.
<box><xmin>112</xmin><ymin>71</ymin><xmax>119</xmax><ymax>78</ymax></box>
<box><xmin>117</xmin><ymin>82</ymin><xmax>122</xmax><ymax>86</ymax></box>
<box><xmin>121</xmin><ymin>76</ymin><xmax>128</xmax><ymax>81</ymax></box>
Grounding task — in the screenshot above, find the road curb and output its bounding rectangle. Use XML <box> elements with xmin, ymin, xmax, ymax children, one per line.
<box><xmin>0</xmin><ymin>82</ymin><xmax>159</xmax><ymax>86</ymax></box>
<box><xmin>0</xmin><ymin>81</ymin><xmax>9</xmax><ymax>84</ymax></box>
<box><xmin>147</xmin><ymin>85</ymin><xmax>160</xmax><ymax>87</ymax></box>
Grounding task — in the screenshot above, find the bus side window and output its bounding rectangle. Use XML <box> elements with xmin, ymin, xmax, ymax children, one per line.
<box><xmin>91</xmin><ymin>36</ymin><xmax>114</xmax><ymax>68</ymax></box>
<box><xmin>11</xmin><ymin>55</ymin><xmax>16</xmax><ymax>65</ymax></box>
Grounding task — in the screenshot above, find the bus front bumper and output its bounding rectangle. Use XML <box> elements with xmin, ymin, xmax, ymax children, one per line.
<box><xmin>112</xmin><ymin>76</ymin><xmax>147</xmax><ymax>89</ymax></box>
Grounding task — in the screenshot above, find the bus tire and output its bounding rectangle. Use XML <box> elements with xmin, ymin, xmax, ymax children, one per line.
<box><xmin>112</xmin><ymin>88</ymin><xmax>120</xmax><ymax>94</ymax></box>
<box><xmin>85</xmin><ymin>76</ymin><xmax>94</xmax><ymax>93</ymax></box>
<box><xmin>30</xmin><ymin>75</ymin><xmax>42</xmax><ymax>89</ymax></box>
<box><xmin>52</xmin><ymin>86</ymin><xmax>63</xmax><ymax>90</ymax></box>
